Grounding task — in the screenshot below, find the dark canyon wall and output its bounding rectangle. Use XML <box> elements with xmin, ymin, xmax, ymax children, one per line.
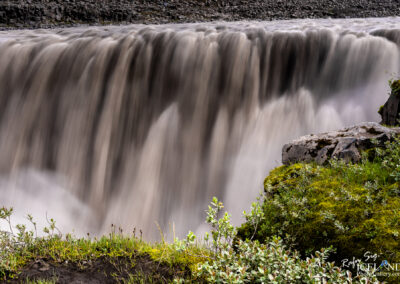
<box><xmin>0</xmin><ymin>0</ymin><xmax>400</xmax><ymax>29</ymax></box>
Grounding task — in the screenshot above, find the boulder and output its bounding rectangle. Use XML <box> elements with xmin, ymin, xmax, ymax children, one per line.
<box><xmin>379</xmin><ymin>79</ymin><xmax>400</xmax><ymax>126</ymax></box>
<box><xmin>282</xmin><ymin>122</ymin><xmax>400</xmax><ymax>165</ymax></box>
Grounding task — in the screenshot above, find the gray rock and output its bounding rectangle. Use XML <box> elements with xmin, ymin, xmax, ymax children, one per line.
<box><xmin>282</xmin><ymin>122</ymin><xmax>400</xmax><ymax>165</ymax></box>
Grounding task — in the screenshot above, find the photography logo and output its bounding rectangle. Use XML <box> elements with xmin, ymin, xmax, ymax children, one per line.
<box><xmin>341</xmin><ymin>252</ymin><xmax>400</xmax><ymax>278</ymax></box>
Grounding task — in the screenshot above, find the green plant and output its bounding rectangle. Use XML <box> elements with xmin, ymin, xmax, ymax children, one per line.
<box><xmin>204</xmin><ymin>197</ymin><xmax>237</xmax><ymax>254</ymax></box>
<box><xmin>389</xmin><ymin>79</ymin><xmax>400</xmax><ymax>97</ymax></box>
<box><xmin>25</xmin><ymin>277</ymin><xmax>58</xmax><ymax>284</ymax></box>
<box><xmin>0</xmin><ymin>210</ymin><xmax>205</xmax><ymax>282</ymax></box>
<box><xmin>196</xmin><ymin>198</ymin><xmax>377</xmax><ymax>283</ymax></box>
<box><xmin>0</xmin><ymin>197</ymin><xmax>382</xmax><ymax>283</ymax></box>
<box><xmin>238</xmin><ymin>138</ymin><xmax>400</xmax><ymax>283</ymax></box>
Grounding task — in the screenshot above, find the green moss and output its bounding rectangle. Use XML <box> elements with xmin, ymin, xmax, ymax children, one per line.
<box><xmin>378</xmin><ymin>104</ymin><xmax>384</xmax><ymax>115</ymax></box>
<box><xmin>0</xmin><ymin>231</ymin><xmax>208</xmax><ymax>282</ymax></box>
<box><xmin>390</xmin><ymin>79</ymin><xmax>400</xmax><ymax>97</ymax></box>
<box><xmin>238</xmin><ymin>140</ymin><xmax>400</xmax><ymax>282</ymax></box>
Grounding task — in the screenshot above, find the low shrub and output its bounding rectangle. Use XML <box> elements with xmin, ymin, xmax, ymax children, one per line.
<box><xmin>237</xmin><ymin>138</ymin><xmax>400</xmax><ymax>282</ymax></box>
<box><xmin>194</xmin><ymin>198</ymin><xmax>377</xmax><ymax>283</ymax></box>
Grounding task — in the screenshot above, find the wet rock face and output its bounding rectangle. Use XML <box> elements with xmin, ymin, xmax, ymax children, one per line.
<box><xmin>282</xmin><ymin>122</ymin><xmax>400</xmax><ymax>165</ymax></box>
<box><xmin>379</xmin><ymin>80</ymin><xmax>400</xmax><ymax>126</ymax></box>
<box><xmin>1</xmin><ymin>0</ymin><xmax>400</xmax><ymax>29</ymax></box>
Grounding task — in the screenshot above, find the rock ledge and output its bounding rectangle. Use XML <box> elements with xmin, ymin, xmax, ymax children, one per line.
<box><xmin>282</xmin><ymin>122</ymin><xmax>400</xmax><ymax>165</ymax></box>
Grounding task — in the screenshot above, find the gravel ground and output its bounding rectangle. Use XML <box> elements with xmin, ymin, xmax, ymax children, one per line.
<box><xmin>0</xmin><ymin>0</ymin><xmax>399</xmax><ymax>29</ymax></box>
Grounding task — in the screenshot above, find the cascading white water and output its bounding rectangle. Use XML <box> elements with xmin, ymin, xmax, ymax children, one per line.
<box><xmin>0</xmin><ymin>18</ymin><xmax>399</xmax><ymax>239</ymax></box>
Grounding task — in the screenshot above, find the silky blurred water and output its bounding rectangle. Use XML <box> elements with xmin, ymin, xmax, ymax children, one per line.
<box><xmin>0</xmin><ymin>18</ymin><xmax>399</xmax><ymax>239</ymax></box>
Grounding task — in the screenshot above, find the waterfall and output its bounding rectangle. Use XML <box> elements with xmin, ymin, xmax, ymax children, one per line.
<box><xmin>0</xmin><ymin>18</ymin><xmax>399</xmax><ymax>239</ymax></box>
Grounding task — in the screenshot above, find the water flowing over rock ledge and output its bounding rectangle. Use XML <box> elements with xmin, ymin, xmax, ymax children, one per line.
<box><xmin>282</xmin><ymin>122</ymin><xmax>400</xmax><ymax>165</ymax></box>
<box><xmin>0</xmin><ymin>19</ymin><xmax>399</xmax><ymax>239</ymax></box>
<box><xmin>1</xmin><ymin>0</ymin><xmax>400</xmax><ymax>29</ymax></box>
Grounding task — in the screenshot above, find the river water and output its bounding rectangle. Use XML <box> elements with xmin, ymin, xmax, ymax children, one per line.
<box><xmin>0</xmin><ymin>17</ymin><xmax>399</xmax><ymax>239</ymax></box>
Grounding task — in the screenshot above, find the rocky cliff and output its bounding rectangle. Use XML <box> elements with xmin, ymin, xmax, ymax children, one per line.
<box><xmin>1</xmin><ymin>0</ymin><xmax>400</xmax><ymax>29</ymax></box>
<box><xmin>379</xmin><ymin>80</ymin><xmax>400</xmax><ymax>126</ymax></box>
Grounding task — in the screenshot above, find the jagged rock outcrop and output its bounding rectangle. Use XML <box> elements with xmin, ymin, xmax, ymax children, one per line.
<box><xmin>282</xmin><ymin>122</ymin><xmax>400</xmax><ymax>165</ymax></box>
<box><xmin>379</xmin><ymin>80</ymin><xmax>400</xmax><ymax>126</ymax></box>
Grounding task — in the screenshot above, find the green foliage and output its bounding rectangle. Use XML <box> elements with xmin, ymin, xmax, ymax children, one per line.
<box><xmin>197</xmin><ymin>237</ymin><xmax>377</xmax><ymax>283</ymax></box>
<box><xmin>205</xmin><ymin>197</ymin><xmax>237</xmax><ymax>254</ymax></box>
<box><xmin>25</xmin><ymin>277</ymin><xmax>58</xmax><ymax>284</ymax></box>
<box><xmin>196</xmin><ymin>198</ymin><xmax>377</xmax><ymax>283</ymax></box>
<box><xmin>389</xmin><ymin>79</ymin><xmax>400</xmax><ymax>97</ymax></box>
<box><xmin>0</xmin><ymin>212</ymin><xmax>207</xmax><ymax>282</ymax></box>
<box><xmin>1</xmin><ymin>197</ymin><xmax>378</xmax><ymax>283</ymax></box>
<box><xmin>378</xmin><ymin>104</ymin><xmax>384</xmax><ymax>115</ymax></box>
<box><xmin>238</xmin><ymin>138</ymin><xmax>400</xmax><ymax>282</ymax></box>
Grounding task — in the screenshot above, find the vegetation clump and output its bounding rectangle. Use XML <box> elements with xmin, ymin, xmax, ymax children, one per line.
<box><xmin>0</xmin><ymin>208</ymin><xmax>208</xmax><ymax>283</ymax></box>
<box><xmin>1</xmin><ymin>197</ymin><xmax>378</xmax><ymax>283</ymax></box>
<box><xmin>390</xmin><ymin>79</ymin><xmax>400</xmax><ymax>97</ymax></box>
<box><xmin>238</xmin><ymin>138</ymin><xmax>400</xmax><ymax>282</ymax></box>
<box><xmin>195</xmin><ymin>198</ymin><xmax>376</xmax><ymax>283</ymax></box>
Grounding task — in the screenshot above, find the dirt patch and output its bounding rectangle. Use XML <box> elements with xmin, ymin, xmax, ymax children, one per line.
<box><xmin>11</xmin><ymin>254</ymin><xmax>189</xmax><ymax>283</ymax></box>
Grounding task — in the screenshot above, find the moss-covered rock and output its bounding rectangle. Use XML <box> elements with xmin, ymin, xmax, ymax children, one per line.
<box><xmin>391</xmin><ymin>79</ymin><xmax>400</xmax><ymax>97</ymax></box>
<box><xmin>379</xmin><ymin>79</ymin><xmax>400</xmax><ymax>126</ymax></box>
<box><xmin>238</xmin><ymin>140</ymin><xmax>400</xmax><ymax>282</ymax></box>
